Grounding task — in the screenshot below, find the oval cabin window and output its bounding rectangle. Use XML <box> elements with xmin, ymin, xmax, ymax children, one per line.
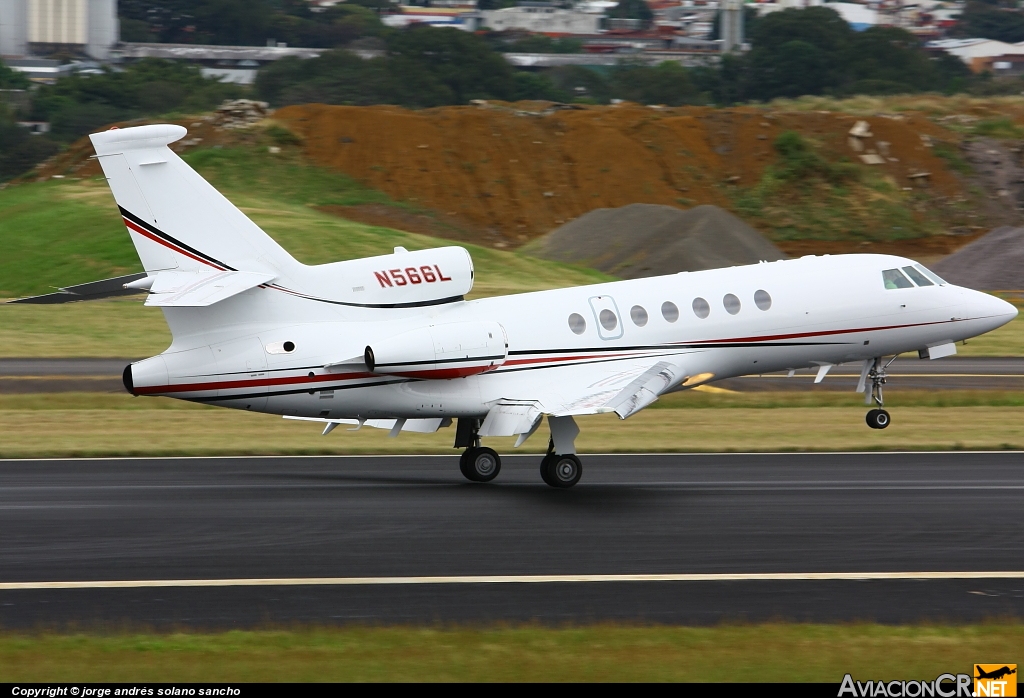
<box><xmin>724</xmin><ymin>294</ymin><xmax>741</xmax><ymax>315</ymax></box>
<box><xmin>661</xmin><ymin>301</ymin><xmax>679</xmax><ymax>323</ymax></box>
<box><xmin>630</xmin><ymin>305</ymin><xmax>648</xmax><ymax>327</ymax></box>
<box><xmin>754</xmin><ymin>289</ymin><xmax>772</xmax><ymax>311</ymax></box>
<box><xmin>692</xmin><ymin>297</ymin><xmax>710</xmax><ymax>319</ymax></box>
<box><xmin>568</xmin><ymin>313</ymin><xmax>587</xmax><ymax>335</ymax></box>
<box><xmin>599</xmin><ymin>309</ymin><xmax>618</xmax><ymax>331</ymax></box>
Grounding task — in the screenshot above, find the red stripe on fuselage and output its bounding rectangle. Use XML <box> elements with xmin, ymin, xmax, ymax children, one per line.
<box><xmin>134</xmin><ymin>371</ymin><xmax>375</xmax><ymax>396</ymax></box>
<box><xmin>683</xmin><ymin>318</ymin><xmax>960</xmax><ymax>346</ymax></box>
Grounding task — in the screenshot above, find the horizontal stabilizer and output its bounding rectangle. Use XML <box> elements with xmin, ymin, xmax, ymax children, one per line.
<box><xmin>6</xmin><ymin>273</ymin><xmax>149</xmax><ymax>304</ymax></box>
<box><xmin>144</xmin><ymin>270</ymin><xmax>276</xmax><ymax>307</ymax></box>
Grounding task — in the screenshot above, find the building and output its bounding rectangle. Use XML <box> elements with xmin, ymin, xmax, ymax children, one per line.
<box><xmin>0</xmin><ymin>0</ymin><xmax>118</xmax><ymax>59</ymax></box>
<box><xmin>927</xmin><ymin>38</ymin><xmax>1024</xmax><ymax>73</ymax></box>
<box><xmin>480</xmin><ymin>3</ymin><xmax>603</xmax><ymax>34</ymax></box>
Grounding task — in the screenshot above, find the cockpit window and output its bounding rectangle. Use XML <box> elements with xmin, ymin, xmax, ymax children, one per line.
<box><xmin>882</xmin><ymin>268</ymin><xmax>914</xmax><ymax>289</ymax></box>
<box><xmin>902</xmin><ymin>266</ymin><xmax>933</xmax><ymax>287</ymax></box>
<box><xmin>914</xmin><ymin>264</ymin><xmax>946</xmax><ymax>286</ymax></box>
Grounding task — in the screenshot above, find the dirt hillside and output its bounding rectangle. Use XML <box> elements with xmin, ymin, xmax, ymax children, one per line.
<box><xmin>276</xmin><ymin>102</ymin><xmax>968</xmax><ymax>247</ymax></box>
<box><xmin>525</xmin><ymin>203</ymin><xmax>786</xmax><ymax>278</ymax></box>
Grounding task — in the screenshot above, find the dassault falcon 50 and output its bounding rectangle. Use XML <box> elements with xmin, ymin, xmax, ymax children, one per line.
<box><xmin>11</xmin><ymin>124</ymin><xmax>1017</xmax><ymax>487</ymax></box>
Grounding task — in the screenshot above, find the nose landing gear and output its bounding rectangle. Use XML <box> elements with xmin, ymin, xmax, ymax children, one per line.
<box><xmin>863</xmin><ymin>357</ymin><xmax>894</xmax><ymax>429</ymax></box>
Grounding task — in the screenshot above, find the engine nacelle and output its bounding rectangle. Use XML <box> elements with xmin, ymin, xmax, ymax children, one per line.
<box><xmin>365</xmin><ymin>321</ymin><xmax>508</xmax><ymax>379</ymax></box>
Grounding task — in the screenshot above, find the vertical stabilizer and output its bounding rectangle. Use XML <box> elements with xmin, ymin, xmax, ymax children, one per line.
<box><xmin>89</xmin><ymin>125</ymin><xmax>300</xmax><ymax>276</ymax></box>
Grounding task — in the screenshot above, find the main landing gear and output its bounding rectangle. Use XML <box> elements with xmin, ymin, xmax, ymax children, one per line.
<box><xmin>455</xmin><ymin>418</ymin><xmax>502</xmax><ymax>482</ymax></box>
<box><xmin>455</xmin><ymin>415</ymin><xmax>583</xmax><ymax>488</ymax></box>
<box><xmin>863</xmin><ymin>357</ymin><xmax>894</xmax><ymax>430</ymax></box>
<box><xmin>540</xmin><ymin>445</ymin><xmax>582</xmax><ymax>488</ymax></box>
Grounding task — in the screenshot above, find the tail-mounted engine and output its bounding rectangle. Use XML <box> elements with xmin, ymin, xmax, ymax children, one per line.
<box><xmin>365</xmin><ymin>321</ymin><xmax>508</xmax><ymax>379</ymax></box>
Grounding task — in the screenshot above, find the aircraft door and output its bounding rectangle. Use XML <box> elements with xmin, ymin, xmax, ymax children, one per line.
<box><xmin>589</xmin><ymin>295</ymin><xmax>624</xmax><ymax>340</ymax></box>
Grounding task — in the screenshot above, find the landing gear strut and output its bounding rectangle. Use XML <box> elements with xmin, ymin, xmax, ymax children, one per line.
<box><xmin>864</xmin><ymin>357</ymin><xmax>894</xmax><ymax>430</ymax></box>
<box><xmin>455</xmin><ymin>418</ymin><xmax>501</xmax><ymax>482</ymax></box>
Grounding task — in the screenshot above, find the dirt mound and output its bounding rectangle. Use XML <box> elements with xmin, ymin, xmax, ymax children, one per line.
<box><xmin>932</xmin><ymin>226</ymin><xmax>1024</xmax><ymax>290</ymax></box>
<box><xmin>276</xmin><ymin>102</ymin><xmax>966</xmax><ymax>247</ymax></box>
<box><xmin>524</xmin><ymin>203</ymin><xmax>786</xmax><ymax>278</ymax></box>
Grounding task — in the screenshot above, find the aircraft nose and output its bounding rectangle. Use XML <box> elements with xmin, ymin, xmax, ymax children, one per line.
<box><xmin>970</xmin><ymin>290</ymin><xmax>1017</xmax><ymax>331</ymax></box>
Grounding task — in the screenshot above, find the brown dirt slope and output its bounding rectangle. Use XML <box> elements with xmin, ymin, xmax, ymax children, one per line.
<box><xmin>277</xmin><ymin>102</ymin><xmax>965</xmax><ymax>246</ymax></box>
<box><xmin>525</xmin><ymin>203</ymin><xmax>786</xmax><ymax>278</ymax></box>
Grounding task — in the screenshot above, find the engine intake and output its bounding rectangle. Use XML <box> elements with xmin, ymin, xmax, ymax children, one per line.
<box><xmin>365</xmin><ymin>321</ymin><xmax>507</xmax><ymax>379</ymax></box>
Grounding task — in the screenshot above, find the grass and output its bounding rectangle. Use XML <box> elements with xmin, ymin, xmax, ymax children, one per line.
<box><xmin>3</xmin><ymin>392</ymin><xmax>1024</xmax><ymax>457</ymax></box>
<box><xmin>0</xmin><ymin>623</ymin><xmax>1020</xmax><ymax>682</ymax></box>
<box><xmin>733</xmin><ymin>133</ymin><xmax>940</xmax><ymax>242</ymax></box>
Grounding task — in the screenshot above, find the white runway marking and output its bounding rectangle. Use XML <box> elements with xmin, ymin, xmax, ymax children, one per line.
<box><xmin>3</xmin><ymin>571</ymin><xmax>1024</xmax><ymax>590</ymax></box>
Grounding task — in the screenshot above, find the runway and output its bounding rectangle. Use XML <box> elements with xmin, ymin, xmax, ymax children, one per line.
<box><xmin>3</xmin><ymin>356</ymin><xmax>1023</xmax><ymax>393</ymax></box>
<box><xmin>2</xmin><ymin>453</ymin><xmax>1023</xmax><ymax>628</ymax></box>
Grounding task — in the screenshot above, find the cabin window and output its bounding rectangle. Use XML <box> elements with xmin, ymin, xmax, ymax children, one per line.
<box><xmin>662</xmin><ymin>301</ymin><xmax>679</xmax><ymax>323</ymax></box>
<box><xmin>882</xmin><ymin>268</ymin><xmax>913</xmax><ymax>289</ymax></box>
<box><xmin>915</xmin><ymin>264</ymin><xmax>947</xmax><ymax>286</ymax></box>
<box><xmin>568</xmin><ymin>313</ymin><xmax>587</xmax><ymax>335</ymax></box>
<box><xmin>630</xmin><ymin>305</ymin><xmax>648</xmax><ymax>327</ymax></box>
<box><xmin>599</xmin><ymin>309</ymin><xmax>618</xmax><ymax>331</ymax></box>
<box><xmin>723</xmin><ymin>294</ymin><xmax>741</xmax><ymax>315</ymax></box>
<box><xmin>692</xmin><ymin>297</ymin><xmax>710</xmax><ymax>319</ymax></box>
<box><xmin>902</xmin><ymin>266</ymin><xmax>933</xmax><ymax>287</ymax></box>
<box><xmin>754</xmin><ymin>289</ymin><xmax>772</xmax><ymax>311</ymax></box>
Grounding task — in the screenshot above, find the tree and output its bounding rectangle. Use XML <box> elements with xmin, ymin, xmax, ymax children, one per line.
<box><xmin>609</xmin><ymin>61</ymin><xmax>702</xmax><ymax>106</ymax></box>
<box><xmin>952</xmin><ymin>1</ymin><xmax>1024</xmax><ymax>43</ymax></box>
<box><xmin>0</xmin><ymin>59</ymin><xmax>30</xmax><ymax>90</ymax></box>
<box><xmin>607</xmin><ymin>0</ymin><xmax>653</xmax><ymax>23</ymax></box>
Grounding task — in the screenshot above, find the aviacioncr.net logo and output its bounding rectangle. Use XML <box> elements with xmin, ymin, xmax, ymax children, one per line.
<box><xmin>839</xmin><ymin>673</ymin><xmax>973</xmax><ymax>697</ymax></box>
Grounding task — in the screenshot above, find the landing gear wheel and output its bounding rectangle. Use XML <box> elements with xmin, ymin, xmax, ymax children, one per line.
<box><xmin>866</xmin><ymin>408</ymin><xmax>891</xmax><ymax>430</ymax></box>
<box><xmin>541</xmin><ymin>453</ymin><xmax>582</xmax><ymax>488</ymax></box>
<box><xmin>461</xmin><ymin>446</ymin><xmax>501</xmax><ymax>482</ymax></box>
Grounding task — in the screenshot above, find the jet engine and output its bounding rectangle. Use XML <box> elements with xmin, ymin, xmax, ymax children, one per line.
<box><xmin>365</xmin><ymin>321</ymin><xmax>508</xmax><ymax>379</ymax></box>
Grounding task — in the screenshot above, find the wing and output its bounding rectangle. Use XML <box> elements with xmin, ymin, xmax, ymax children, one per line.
<box><xmin>477</xmin><ymin>356</ymin><xmax>694</xmax><ymax>443</ymax></box>
<box><xmin>6</xmin><ymin>273</ymin><xmax>149</xmax><ymax>304</ymax></box>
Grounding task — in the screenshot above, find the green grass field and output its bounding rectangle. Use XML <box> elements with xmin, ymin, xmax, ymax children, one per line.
<box><xmin>2</xmin><ymin>391</ymin><xmax>1023</xmax><ymax>458</ymax></box>
<box><xmin>1</xmin><ymin>623</ymin><xmax>1019</xmax><ymax>682</ymax></box>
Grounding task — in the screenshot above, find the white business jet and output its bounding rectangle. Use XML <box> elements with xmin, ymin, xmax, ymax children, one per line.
<box><xmin>11</xmin><ymin>125</ymin><xmax>1018</xmax><ymax>487</ymax></box>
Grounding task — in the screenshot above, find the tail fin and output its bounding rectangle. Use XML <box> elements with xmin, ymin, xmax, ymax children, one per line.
<box><xmin>89</xmin><ymin>125</ymin><xmax>300</xmax><ymax>276</ymax></box>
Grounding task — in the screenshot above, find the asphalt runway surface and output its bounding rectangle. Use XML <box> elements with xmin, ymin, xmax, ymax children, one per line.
<box><xmin>3</xmin><ymin>357</ymin><xmax>1023</xmax><ymax>393</ymax></box>
<box><xmin>2</xmin><ymin>453</ymin><xmax>1023</xmax><ymax>628</ymax></box>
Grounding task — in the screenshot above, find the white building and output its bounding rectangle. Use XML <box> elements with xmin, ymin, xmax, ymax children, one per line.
<box><xmin>480</xmin><ymin>4</ymin><xmax>602</xmax><ymax>34</ymax></box>
<box><xmin>0</xmin><ymin>0</ymin><xmax>118</xmax><ymax>59</ymax></box>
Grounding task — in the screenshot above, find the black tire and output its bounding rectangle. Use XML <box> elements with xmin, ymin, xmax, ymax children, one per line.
<box><xmin>459</xmin><ymin>449</ymin><xmax>473</xmax><ymax>481</ymax></box>
<box><xmin>539</xmin><ymin>453</ymin><xmax>557</xmax><ymax>486</ymax></box>
<box><xmin>866</xmin><ymin>409</ymin><xmax>880</xmax><ymax>429</ymax></box>
<box><xmin>866</xmin><ymin>408</ymin><xmax>891</xmax><ymax>430</ymax></box>
<box><xmin>465</xmin><ymin>446</ymin><xmax>501</xmax><ymax>482</ymax></box>
<box><xmin>545</xmin><ymin>454</ymin><xmax>582</xmax><ymax>489</ymax></box>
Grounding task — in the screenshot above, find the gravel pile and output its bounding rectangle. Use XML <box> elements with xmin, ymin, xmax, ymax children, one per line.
<box><xmin>215</xmin><ymin>99</ymin><xmax>270</xmax><ymax>129</ymax></box>
<box><xmin>932</xmin><ymin>226</ymin><xmax>1024</xmax><ymax>290</ymax></box>
<box><xmin>524</xmin><ymin>203</ymin><xmax>786</xmax><ymax>278</ymax></box>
